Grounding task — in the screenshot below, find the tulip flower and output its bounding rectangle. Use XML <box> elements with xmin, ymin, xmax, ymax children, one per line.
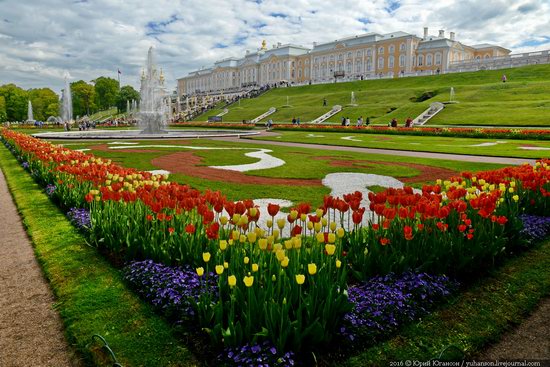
<box><xmin>228</xmin><ymin>275</ymin><xmax>236</xmax><ymax>287</ymax></box>
<box><xmin>252</xmin><ymin>263</ymin><xmax>259</xmax><ymax>272</ymax></box>
<box><xmin>308</xmin><ymin>263</ymin><xmax>317</xmax><ymax>275</ymax></box>
<box><xmin>295</xmin><ymin>274</ymin><xmax>305</xmax><ymax>285</ymax></box>
<box><xmin>202</xmin><ymin>252</ymin><xmax>211</xmax><ymax>263</ymax></box>
<box><xmin>243</xmin><ymin>275</ymin><xmax>254</xmax><ymax>287</ymax></box>
<box><xmin>215</xmin><ymin>265</ymin><xmax>224</xmax><ymax>275</ymax></box>
<box><xmin>219</xmin><ymin>240</ymin><xmax>227</xmax><ymax>251</ymax></box>
<box><xmin>325</xmin><ymin>244</ymin><xmax>336</xmax><ymax>256</ymax></box>
<box><xmin>267</xmin><ymin>203</ymin><xmax>280</xmax><ymax>217</ymax></box>
<box><xmin>196</xmin><ymin>267</ymin><xmax>204</xmax><ymax>276</ymax></box>
<box><xmin>335</xmin><ymin>259</ymin><xmax>342</xmax><ymax>268</ymax></box>
<box><xmin>281</xmin><ymin>257</ymin><xmax>289</xmax><ymax>267</ymax></box>
<box><xmin>244</xmin><ymin>256</ymin><xmax>250</xmax><ymax>264</ymax></box>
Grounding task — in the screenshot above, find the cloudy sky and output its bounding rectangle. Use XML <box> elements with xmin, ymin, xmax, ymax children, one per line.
<box><xmin>0</xmin><ymin>0</ymin><xmax>549</xmax><ymax>94</ymax></box>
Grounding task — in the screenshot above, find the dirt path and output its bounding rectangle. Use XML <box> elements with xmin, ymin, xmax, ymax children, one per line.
<box><xmin>0</xmin><ymin>168</ymin><xmax>76</xmax><ymax>366</ymax></box>
<box><xmin>213</xmin><ymin>134</ymin><xmax>537</xmax><ymax>166</ymax></box>
<box><xmin>478</xmin><ymin>297</ymin><xmax>550</xmax><ymax>360</ymax></box>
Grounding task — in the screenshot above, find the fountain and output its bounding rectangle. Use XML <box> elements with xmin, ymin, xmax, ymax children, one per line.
<box><xmin>27</xmin><ymin>100</ymin><xmax>35</xmax><ymax>123</ymax></box>
<box><xmin>348</xmin><ymin>91</ymin><xmax>358</xmax><ymax>106</ymax></box>
<box><xmin>62</xmin><ymin>78</ymin><xmax>73</xmax><ymax>123</ymax></box>
<box><xmin>449</xmin><ymin>87</ymin><xmax>456</xmax><ymax>103</ymax></box>
<box><xmin>32</xmin><ymin>48</ymin><xmax>258</xmax><ymax>139</ymax></box>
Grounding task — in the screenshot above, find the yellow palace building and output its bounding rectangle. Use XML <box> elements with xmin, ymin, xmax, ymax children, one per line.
<box><xmin>177</xmin><ymin>27</ymin><xmax>511</xmax><ymax>97</ymax></box>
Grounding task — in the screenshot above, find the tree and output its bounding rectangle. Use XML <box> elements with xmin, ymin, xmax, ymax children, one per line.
<box><xmin>116</xmin><ymin>85</ymin><xmax>140</xmax><ymax>113</ymax></box>
<box><xmin>71</xmin><ymin>80</ymin><xmax>96</xmax><ymax>118</ymax></box>
<box><xmin>93</xmin><ymin>76</ymin><xmax>119</xmax><ymax>110</ymax></box>
<box><xmin>28</xmin><ymin>88</ymin><xmax>59</xmax><ymax>121</ymax></box>
<box><xmin>0</xmin><ymin>84</ymin><xmax>28</xmax><ymax>121</ymax></box>
<box><xmin>0</xmin><ymin>96</ymin><xmax>7</xmax><ymax>122</ymax></box>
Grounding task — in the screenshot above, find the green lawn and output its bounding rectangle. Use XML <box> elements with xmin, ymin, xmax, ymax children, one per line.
<box><xmin>195</xmin><ymin>64</ymin><xmax>550</xmax><ymax>127</ymax></box>
<box><xmin>250</xmin><ymin>130</ymin><xmax>550</xmax><ymax>159</ymax></box>
<box><xmin>51</xmin><ymin>138</ymin><xmax>505</xmax><ymax>208</ymax></box>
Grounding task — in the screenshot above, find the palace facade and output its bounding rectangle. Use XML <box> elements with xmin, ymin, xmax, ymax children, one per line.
<box><xmin>177</xmin><ymin>27</ymin><xmax>510</xmax><ymax>97</ymax></box>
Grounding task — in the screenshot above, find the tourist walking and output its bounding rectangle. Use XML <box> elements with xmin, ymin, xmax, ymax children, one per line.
<box><xmin>296</xmin><ymin>117</ymin><xmax>300</xmax><ymax>125</ymax></box>
<box><xmin>266</xmin><ymin>119</ymin><xmax>273</xmax><ymax>130</ymax></box>
<box><xmin>390</xmin><ymin>118</ymin><xmax>398</xmax><ymax>127</ymax></box>
<box><xmin>292</xmin><ymin>117</ymin><xmax>297</xmax><ymax>125</ymax></box>
<box><xmin>365</xmin><ymin>117</ymin><xmax>370</xmax><ymax>126</ymax></box>
<box><xmin>405</xmin><ymin>116</ymin><xmax>413</xmax><ymax>127</ymax></box>
<box><xmin>345</xmin><ymin>117</ymin><xmax>350</xmax><ymax>126</ymax></box>
<box><xmin>502</xmin><ymin>74</ymin><xmax>507</xmax><ymax>83</ymax></box>
<box><xmin>356</xmin><ymin>116</ymin><xmax>363</xmax><ymax>127</ymax></box>
<box><xmin>323</xmin><ymin>98</ymin><xmax>327</xmax><ymax>106</ymax></box>
<box><xmin>341</xmin><ymin>117</ymin><xmax>346</xmax><ymax>126</ymax></box>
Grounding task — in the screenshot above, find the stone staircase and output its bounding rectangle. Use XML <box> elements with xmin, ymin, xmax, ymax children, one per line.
<box><xmin>216</xmin><ymin>108</ymin><xmax>229</xmax><ymax>117</ymax></box>
<box><xmin>250</xmin><ymin>107</ymin><xmax>277</xmax><ymax>124</ymax></box>
<box><xmin>413</xmin><ymin>102</ymin><xmax>445</xmax><ymax>126</ymax></box>
<box><xmin>310</xmin><ymin>105</ymin><xmax>342</xmax><ymax>124</ymax></box>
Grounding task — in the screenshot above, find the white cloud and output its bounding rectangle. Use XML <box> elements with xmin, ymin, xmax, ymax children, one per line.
<box><xmin>0</xmin><ymin>0</ymin><xmax>548</xmax><ymax>94</ymax></box>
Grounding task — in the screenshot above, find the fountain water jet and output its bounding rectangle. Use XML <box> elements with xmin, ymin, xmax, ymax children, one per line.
<box><xmin>138</xmin><ymin>47</ymin><xmax>168</xmax><ymax>134</ymax></box>
<box><xmin>27</xmin><ymin>100</ymin><xmax>35</xmax><ymax>123</ymax></box>
<box><xmin>62</xmin><ymin>78</ymin><xmax>73</xmax><ymax>123</ymax></box>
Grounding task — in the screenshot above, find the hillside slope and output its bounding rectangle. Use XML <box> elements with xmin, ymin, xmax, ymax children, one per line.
<box><xmin>196</xmin><ymin>64</ymin><xmax>550</xmax><ymax>126</ymax></box>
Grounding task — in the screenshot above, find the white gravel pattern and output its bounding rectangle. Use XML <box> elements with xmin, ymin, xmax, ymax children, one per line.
<box><xmin>210</xmin><ymin>149</ymin><xmax>285</xmax><ymax>172</ymax></box>
<box><xmin>518</xmin><ymin>146</ymin><xmax>550</xmax><ymax>150</ymax></box>
<box><xmin>341</xmin><ymin>136</ymin><xmax>362</xmax><ymax>142</ymax></box>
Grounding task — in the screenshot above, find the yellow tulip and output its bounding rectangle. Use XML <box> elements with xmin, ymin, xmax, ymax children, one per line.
<box><xmin>281</xmin><ymin>257</ymin><xmax>289</xmax><ymax>267</ymax></box>
<box><xmin>224</xmin><ymin>261</ymin><xmax>229</xmax><ymax>269</ymax></box>
<box><xmin>252</xmin><ymin>263</ymin><xmax>259</xmax><ymax>272</ymax></box>
<box><xmin>330</xmin><ymin>222</ymin><xmax>337</xmax><ymax>231</ymax></box>
<box><xmin>316</xmin><ymin>232</ymin><xmax>325</xmax><ymax>243</ymax></box>
<box><xmin>284</xmin><ymin>240</ymin><xmax>293</xmax><ymax>250</ymax></box>
<box><xmin>273</xmin><ymin>229</ymin><xmax>280</xmax><ymax>240</ymax></box>
<box><xmin>244</xmin><ymin>256</ymin><xmax>250</xmax><ymax>264</ymax></box>
<box><xmin>215</xmin><ymin>265</ymin><xmax>224</xmax><ymax>275</ymax></box>
<box><xmin>220</xmin><ymin>216</ymin><xmax>228</xmax><ymax>225</ymax></box>
<box><xmin>277</xmin><ymin>218</ymin><xmax>286</xmax><ymax>230</ymax></box>
<box><xmin>510</xmin><ymin>181</ymin><xmax>516</xmax><ymax>188</ymax></box>
<box><xmin>336</xmin><ymin>227</ymin><xmax>345</xmax><ymax>238</ymax></box>
<box><xmin>308</xmin><ymin>263</ymin><xmax>317</xmax><ymax>275</ymax></box>
<box><xmin>232</xmin><ymin>230</ymin><xmax>240</xmax><ymax>240</ymax></box>
<box><xmin>196</xmin><ymin>267</ymin><xmax>204</xmax><ymax>276</ymax></box>
<box><xmin>249</xmin><ymin>207</ymin><xmax>258</xmax><ymax>217</ymax></box>
<box><xmin>258</xmin><ymin>238</ymin><xmax>268</xmax><ymax>250</ymax></box>
<box><xmin>471</xmin><ymin>177</ymin><xmax>477</xmax><ymax>183</ymax></box>
<box><xmin>273</xmin><ymin>243</ymin><xmax>283</xmax><ymax>252</ymax></box>
<box><xmin>321</xmin><ymin>217</ymin><xmax>328</xmax><ymax>226</ymax></box>
<box><xmin>316</xmin><ymin>208</ymin><xmax>324</xmax><ymax>218</ymax></box>
<box><xmin>512</xmin><ymin>195</ymin><xmax>519</xmax><ymax>202</ymax></box>
<box><xmin>219</xmin><ymin>240</ymin><xmax>227</xmax><ymax>251</ymax></box>
<box><xmin>275</xmin><ymin>249</ymin><xmax>286</xmax><ymax>261</ymax></box>
<box><xmin>336</xmin><ymin>259</ymin><xmax>342</xmax><ymax>268</ymax></box>
<box><xmin>292</xmin><ymin>236</ymin><xmax>301</xmax><ymax>249</ymax></box>
<box><xmin>290</xmin><ymin>210</ymin><xmax>298</xmax><ymax>220</ymax></box>
<box><xmin>295</xmin><ymin>274</ymin><xmax>305</xmax><ymax>285</ymax></box>
<box><xmin>300</xmin><ymin>213</ymin><xmax>307</xmax><ymax>222</ymax></box>
<box><xmin>508</xmin><ymin>187</ymin><xmax>514</xmax><ymax>193</ymax></box>
<box><xmin>266</xmin><ymin>219</ymin><xmax>273</xmax><ymax>228</ymax></box>
<box><xmin>243</xmin><ymin>275</ymin><xmax>254</xmax><ymax>287</ymax></box>
<box><xmin>238</xmin><ymin>215</ymin><xmax>249</xmax><ymax>226</ymax></box>
<box><xmin>325</xmin><ymin>244</ymin><xmax>336</xmax><ymax>256</ymax></box>
<box><xmin>228</xmin><ymin>275</ymin><xmax>236</xmax><ymax>287</ymax></box>
<box><xmin>272</xmin><ymin>274</ymin><xmax>277</xmax><ymax>282</ymax></box>
<box><xmin>267</xmin><ymin>235</ymin><xmax>275</xmax><ymax>245</ymax></box>
<box><xmin>202</xmin><ymin>252</ymin><xmax>211</xmax><ymax>263</ymax></box>
<box><xmin>232</xmin><ymin>213</ymin><xmax>241</xmax><ymax>223</ymax></box>
<box><xmin>328</xmin><ymin>233</ymin><xmax>336</xmax><ymax>244</ymax></box>
<box><xmin>307</xmin><ymin>221</ymin><xmax>314</xmax><ymax>230</ymax></box>
<box><xmin>239</xmin><ymin>234</ymin><xmax>247</xmax><ymax>243</ymax></box>
<box><xmin>314</xmin><ymin>222</ymin><xmax>322</xmax><ymax>232</ymax></box>
<box><xmin>436</xmin><ymin>179</ymin><xmax>442</xmax><ymax>185</ymax></box>
<box><xmin>247</xmin><ymin>231</ymin><xmax>257</xmax><ymax>243</ymax></box>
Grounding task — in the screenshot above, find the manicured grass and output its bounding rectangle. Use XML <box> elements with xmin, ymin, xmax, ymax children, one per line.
<box><xmin>196</xmin><ymin>64</ymin><xmax>550</xmax><ymax>126</ymax></box>
<box><xmin>50</xmin><ymin>138</ymin><xmax>505</xmax><ymax>207</ymax></box>
<box><xmin>251</xmin><ymin>130</ymin><xmax>550</xmax><ymax>159</ymax></box>
<box><xmin>342</xmin><ymin>239</ymin><xmax>550</xmax><ymax>366</ymax></box>
<box><xmin>0</xmin><ymin>145</ymin><xmax>199</xmax><ymax>366</ymax></box>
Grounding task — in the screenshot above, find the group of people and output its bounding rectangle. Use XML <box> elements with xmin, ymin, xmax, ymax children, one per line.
<box><xmin>389</xmin><ymin>117</ymin><xmax>414</xmax><ymax>128</ymax></box>
<box><xmin>341</xmin><ymin>116</ymin><xmax>371</xmax><ymax>127</ymax></box>
<box><xmin>291</xmin><ymin>117</ymin><xmax>301</xmax><ymax>125</ymax></box>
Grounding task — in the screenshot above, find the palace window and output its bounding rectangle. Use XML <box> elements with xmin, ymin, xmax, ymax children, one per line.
<box><xmin>435</xmin><ymin>53</ymin><xmax>442</xmax><ymax>65</ymax></box>
<box><xmin>367</xmin><ymin>48</ymin><xmax>372</xmax><ymax>56</ymax></box>
<box><xmin>426</xmin><ymin>54</ymin><xmax>433</xmax><ymax>66</ymax></box>
<box><xmin>418</xmin><ymin>55</ymin><xmax>424</xmax><ymax>66</ymax></box>
<box><xmin>357</xmin><ymin>50</ymin><xmax>362</xmax><ymax>57</ymax></box>
<box><xmin>399</xmin><ymin>55</ymin><xmax>405</xmax><ymax>67</ymax></box>
<box><xmin>389</xmin><ymin>45</ymin><xmax>395</xmax><ymax>54</ymax></box>
<box><xmin>346</xmin><ymin>62</ymin><xmax>352</xmax><ymax>73</ymax></box>
<box><xmin>378</xmin><ymin>56</ymin><xmax>384</xmax><ymax>68</ymax></box>
<box><xmin>400</xmin><ymin>43</ymin><xmax>405</xmax><ymax>51</ymax></box>
<box><xmin>338</xmin><ymin>53</ymin><xmax>343</xmax><ymax>61</ymax></box>
<box><xmin>389</xmin><ymin>56</ymin><xmax>394</xmax><ymax>68</ymax></box>
<box><xmin>330</xmin><ymin>55</ymin><xmax>335</xmax><ymax>62</ymax></box>
<box><xmin>347</xmin><ymin>52</ymin><xmax>352</xmax><ymax>59</ymax></box>
<box><xmin>378</xmin><ymin>47</ymin><xmax>384</xmax><ymax>54</ymax></box>
<box><xmin>367</xmin><ymin>60</ymin><xmax>372</xmax><ymax>71</ymax></box>
<box><xmin>356</xmin><ymin>61</ymin><xmax>362</xmax><ymax>72</ymax></box>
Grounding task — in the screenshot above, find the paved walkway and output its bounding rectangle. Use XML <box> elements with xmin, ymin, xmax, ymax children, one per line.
<box><xmin>0</xmin><ymin>168</ymin><xmax>75</xmax><ymax>366</ymax></box>
<box><xmin>215</xmin><ymin>134</ymin><xmax>536</xmax><ymax>166</ymax></box>
<box><xmin>479</xmin><ymin>297</ymin><xmax>550</xmax><ymax>360</ymax></box>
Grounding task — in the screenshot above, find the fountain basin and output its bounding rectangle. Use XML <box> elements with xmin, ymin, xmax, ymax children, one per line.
<box><xmin>32</xmin><ymin>129</ymin><xmax>259</xmax><ymax>140</ymax></box>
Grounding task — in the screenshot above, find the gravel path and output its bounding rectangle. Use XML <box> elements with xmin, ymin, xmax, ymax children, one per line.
<box><xmin>0</xmin><ymin>168</ymin><xmax>76</xmax><ymax>366</ymax></box>
<box><xmin>478</xmin><ymin>297</ymin><xmax>550</xmax><ymax>360</ymax></box>
<box><xmin>215</xmin><ymin>133</ymin><xmax>537</xmax><ymax>166</ymax></box>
